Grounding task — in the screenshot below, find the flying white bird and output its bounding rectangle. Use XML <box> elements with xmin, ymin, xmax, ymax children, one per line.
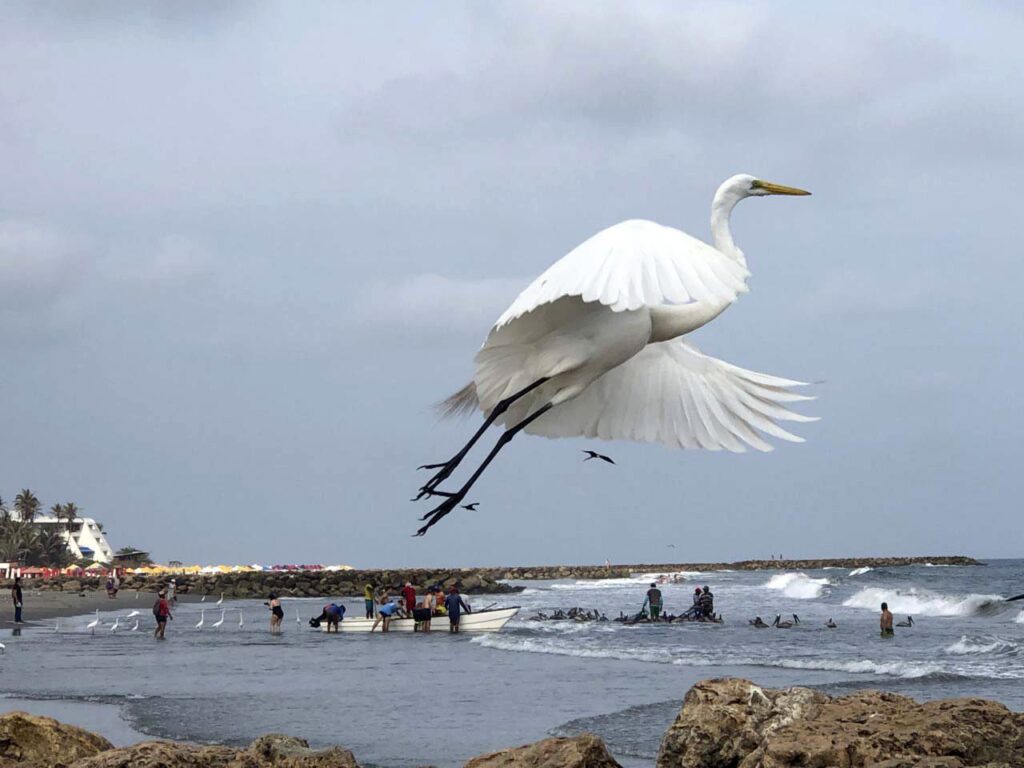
<box><xmin>212</xmin><ymin>610</ymin><xmax>225</xmax><ymax>629</ymax></box>
<box><xmin>86</xmin><ymin>610</ymin><xmax>100</xmax><ymax>634</ymax></box>
<box><xmin>195</xmin><ymin>609</ymin><xmax>205</xmax><ymax>630</ymax></box>
<box><xmin>414</xmin><ymin>175</ymin><xmax>815</xmax><ymax>534</ymax></box>
<box><xmin>125</xmin><ymin>610</ymin><xmax>140</xmax><ymax>619</ymax></box>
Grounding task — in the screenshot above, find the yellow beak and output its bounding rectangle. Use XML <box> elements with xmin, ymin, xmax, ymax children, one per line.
<box><xmin>752</xmin><ymin>180</ymin><xmax>811</xmax><ymax>196</ymax></box>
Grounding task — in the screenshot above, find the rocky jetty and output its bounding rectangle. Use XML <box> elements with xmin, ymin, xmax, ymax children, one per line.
<box><xmin>23</xmin><ymin>555</ymin><xmax>978</xmax><ymax>600</ymax></box>
<box><xmin>656</xmin><ymin>677</ymin><xmax>1024</xmax><ymax>768</ymax></box>
<box><xmin>3</xmin><ymin>678</ymin><xmax>1022</xmax><ymax>767</ymax></box>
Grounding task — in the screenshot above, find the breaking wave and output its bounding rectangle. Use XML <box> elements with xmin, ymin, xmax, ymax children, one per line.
<box><xmin>1015</xmin><ymin>611</ymin><xmax>1024</xmax><ymax>625</ymax></box>
<box><xmin>471</xmin><ymin>635</ymin><xmax>946</xmax><ymax>679</ymax></box>
<box><xmin>945</xmin><ymin>635</ymin><xmax>1019</xmax><ymax>657</ymax></box>
<box><xmin>848</xmin><ymin>567</ymin><xmax>873</xmax><ymax>577</ymax></box>
<box><xmin>763</xmin><ymin>572</ymin><xmax>830</xmax><ymax>599</ymax></box>
<box><xmin>843</xmin><ymin>587</ymin><xmax>1002</xmax><ymax>617</ymax></box>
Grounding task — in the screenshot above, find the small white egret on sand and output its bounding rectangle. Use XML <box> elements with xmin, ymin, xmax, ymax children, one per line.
<box><xmin>216</xmin><ymin>593</ymin><xmax>224</xmax><ymax>606</ymax></box>
<box><xmin>86</xmin><ymin>610</ymin><xmax>100</xmax><ymax>635</ymax></box>
<box><xmin>296</xmin><ymin>609</ymin><xmax>301</xmax><ymax>626</ymax></box>
<box><xmin>238</xmin><ymin>610</ymin><xmax>244</xmax><ymax>629</ymax></box>
<box><xmin>414</xmin><ymin>174</ymin><xmax>815</xmax><ymax>535</ymax></box>
<box><xmin>201</xmin><ymin>594</ymin><xmax>207</xmax><ymax>603</ymax></box>
<box><xmin>195</xmin><ymin>609</ymin><xmax>205</xmax><ymax>630</ymax></box>
<box><xmin>212</xmin><ymin>610</ymin><xmax>225</xmax><ymax>629</ymax></box>
<box><xmin>131</xmin><ymin>619</ymin><xmax>139</xmax><ymax>631</ymax></box>
<box><xmin>110</xmin><ymin>617</ymin><xmax>120</xmax><ymax>632</ymax></box>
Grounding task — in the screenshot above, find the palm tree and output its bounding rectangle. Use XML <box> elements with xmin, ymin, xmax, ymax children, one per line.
<box><xmin>0</xmin><ymin>496</ymin><xmax>8</xmax><ymax>522</ymax></box>
<box><xmin>0</xmin><ymin>519</ymin><xmax>36</xmax><ymax>562</ymax></box>
<box><xmin>14</xmin><ymin>489</ymin><xmax>41</xmax><ymax>523</ymax></box>
<box><xmin>62</xmin><ymin>502</ymin><xmax>80</xmax><ymax>534</ymax></box>
<box><xmin>31</xmin><ymin>527</ymin><xmax>71</xmax><ymax>568</ymax></box>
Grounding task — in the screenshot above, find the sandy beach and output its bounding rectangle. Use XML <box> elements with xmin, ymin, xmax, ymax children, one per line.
<box><xmin>2</xmin><ymin>588</ymin><xmax>205</xmax><ymax>626</ymax></box>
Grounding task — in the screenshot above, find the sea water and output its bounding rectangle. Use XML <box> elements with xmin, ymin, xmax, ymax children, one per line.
<box><xmin>0</xmin><ymin>560</ymin><xmax>1020</xmax><ymax>767</ymax></box>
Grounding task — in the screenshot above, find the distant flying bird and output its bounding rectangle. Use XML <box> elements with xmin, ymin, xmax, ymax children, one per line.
<box><xmin>413</xmin><ymin>175</ymin><xmax>815</xmax><ymax>535</ymax></box>
<box><xmin>125</xmin><ymin>610</ymin><xmax>140</xmax><ymax>619</ymax></box>
<box><xmin>582</xmin><ymin>450</ymin><xmax>615</xmax><ymax>465</ymax></box>
<box><xmin>461</xmin><ymin>502</ymin><xmax>480</xmax><ymax>511</ymax></box>
<box><xmin>666</xmin><ymin>544</ymin><xmax>676</xmax><ymax>549</ymax></box>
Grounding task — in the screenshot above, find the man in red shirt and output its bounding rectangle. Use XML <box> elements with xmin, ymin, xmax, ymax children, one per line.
<box><xmin>153</xmin><ymin>590</ymin><xmax>172</xmax><ymax>639</ymax></box>
<box><xmin>401</xmin><ymin>582</ymin><xmax>416</xmax><ymax>617</ymax></box>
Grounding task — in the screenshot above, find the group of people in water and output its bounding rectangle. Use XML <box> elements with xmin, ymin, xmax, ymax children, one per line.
<box><xmin>311</xmin><ymin>582</ymin><xmax>472</xmax><ymax>633</ymax></box>
<box><xmin>639</xmin><ymin>583</ymin><xmax>720</xmax><ymax>622</ymax></box>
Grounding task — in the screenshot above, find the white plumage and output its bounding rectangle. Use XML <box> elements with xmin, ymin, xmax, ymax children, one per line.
<box><xmin>415</xmin><ymin>174</ymin><xmax>814</xmax><ymax>534</ymax></box>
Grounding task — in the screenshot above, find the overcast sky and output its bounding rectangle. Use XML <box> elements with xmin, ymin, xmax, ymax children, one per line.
<box><xmin>1</xmin><ymin>2</ymin><xmax>1021</xmax><ymax>567</ymax></box>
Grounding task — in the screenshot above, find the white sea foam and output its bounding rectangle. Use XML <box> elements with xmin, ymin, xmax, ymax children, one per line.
<box><xmin>848</xmin><ymin>566</ymin><xmax>873</xmax><ymax>577</ymax></box>
<box><xmin>471</xmin><ymin>635</ymin><xmax>943</xmax><ymax>679</ymax></box>
<box><xmin>843</xmin><ymin>587</ymin><xmax>1001</xmax><ymax>617</ymax></box>
<box><xmin>1015</xmin><ymin>610</ymin><xmax>1024</xmax><ymax>624</ymax></box>
<box><xmin>945</xmin><ymin>635</ymin><xmax>1018</xmax><ymax>656</ymax></box>
<box><xmin>763</xmin><ymin>572</ymin><xmax>830</xmax><ymax>599</ymax></box>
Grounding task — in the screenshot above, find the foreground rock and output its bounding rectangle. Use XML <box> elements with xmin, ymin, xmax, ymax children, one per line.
<box><xmin>465</xmin><ymin>734</ymin><xmax>621</xmax><ymax>768</ymax></box>
<box><xmin>0</xmin><ymin>712</ymin><xmax>113</xmax><ymax>766</ymax></box>
<box><xmin>657</xmin><ymin>678</ymin><xmax>1024</xmax><ymax>768</ymax></box>
<box><xmin>69</xmin><ymin>734</ymin><xmax>358</xmax><ymax>768</ymax></box>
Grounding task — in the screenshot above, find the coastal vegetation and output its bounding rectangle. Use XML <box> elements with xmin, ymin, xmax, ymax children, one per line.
<box><xmin>0</xmin><ymin>489</ymin><xmax>86</xmax><ymax>568</ymax></box>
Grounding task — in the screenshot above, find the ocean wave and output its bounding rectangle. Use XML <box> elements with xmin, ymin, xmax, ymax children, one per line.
<box><xmin>471</xmin><ymin>635</ymin><xmax>948</xmax><ymax>679</ymax></box>
<box><xmin>763</xmin><ymin>572</ymin><xmax>830</xmax><ymax>599</ymax></box>
<box><xmin>945</xmin><ymin>635</ymin><xmax>1019</xmax><ymax>657</ymax></box>
<box><xmin>848</xmin><ymin>567</ymin><xmax>873</xmax><ymax>577</ymax></box>
<box><xmin>1017</xmin><ymin>611</ymin><xmax>1024</xmax><ymax>625</ymax></box>
<box><xmin>843</xmin><ymin>587</ymin><xmax>1002</xmax><ymax>617</ymax></box>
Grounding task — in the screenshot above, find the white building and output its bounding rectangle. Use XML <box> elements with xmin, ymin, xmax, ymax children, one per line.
<box><xmin>33</xmin><ymin>515</ymin><xmax>115</xmax><ymax>564</ymax></box>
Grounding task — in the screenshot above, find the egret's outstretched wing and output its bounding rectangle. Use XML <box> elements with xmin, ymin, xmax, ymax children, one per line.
<box><xmin>496</xmin><ymin>219</ymin><xmax>749</xmax><ymax>328</ymax></box>
<box><xmin>526</xmin><ymin>341</ymin><xmax>816</xmax><ymax>452</ymax></box>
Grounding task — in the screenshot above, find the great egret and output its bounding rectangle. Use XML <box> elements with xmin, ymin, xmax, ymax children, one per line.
<box><xmin>216</xmin><ymin>593</ymin><xmax>224</xmax><ymax>606</ymax></box>
<box><xmin>110</xmin><ymin>617</ymin><xmax>120</xmax><ymax>633</ymax></box>
<box><xmin>195</xmin><ymin>609</ymin><xmax>205</xmax><ymax>630</ymax></box>
<box><xmin>414</xmin><ymin>174</ymin><xmax>814</xmax><ymax>534</ymax></box>
<box><xmin>212</xmin><ymin>610</ymin><xmax>225</xmax><ymax>629</ymax></box>
<box><xmin>238</xmin><ymin>610</ymin><xmax>244</xmax><ymax>629</ymax></box>
<box><xmin>86</xmin><ymin>610</ymin><xmax>100</xmax><ymax>634</ymax></box>
<box><xmin>131</xmin><ymin>619</ymin><xmax>139</xmax><ymax>631</ymax></box>
<box><xmin>125</xmin><ymin>610</ymin><xmax>140</xmax><ymax>619</ymax></box>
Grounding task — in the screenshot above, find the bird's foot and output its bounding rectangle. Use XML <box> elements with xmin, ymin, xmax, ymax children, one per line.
<box><xmin>413</xmin><ymin>491</ymin><xmax>465</xmax><ymax>536</ymax></box>
<box><xmin>413</xmin><ymin>457</ymin><xmax>462</xmax><ymax>500</ymax></box>
<box><xmin>408</xmin><ymin>489</ymin><xmax>455</xmax><ymax>501</ymax></box>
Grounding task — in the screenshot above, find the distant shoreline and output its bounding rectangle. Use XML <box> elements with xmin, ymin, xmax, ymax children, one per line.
<box><xmin>5</xmin><ymin>555</ymin><xmax>979</xmax><ymax>624</ymax></box>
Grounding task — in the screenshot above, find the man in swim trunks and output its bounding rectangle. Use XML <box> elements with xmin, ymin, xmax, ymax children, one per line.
<box><xmin>880</xmin><ymin>602</ymin><xmax>894</xmax><ymax>637</ymax></box>
<box><xmin>444</xmin><ymin>586</ymin><xmax>471</xmax><ymax>633</ymax></box>
<box><xmin>646</xmin><ymin>584</ymin><xmax>663</xmax><ymax>620</ymax></box>
<box><xmin>373</xmin><ymin>598</ymin><xmax>401</xmax><ymax>632</ymax></box>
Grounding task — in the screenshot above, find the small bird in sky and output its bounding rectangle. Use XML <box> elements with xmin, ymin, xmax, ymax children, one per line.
<box><xmin>582</xmin><ymin>450</ymin><xmax>615</xmax><ymax>464</ymax></box>
<box><xmin>667</xmin><ymin>544</ymin><xmax>676</xmax><ymax>548</ymax></box>
<box><xmin>461</xmin><ymin>502</ymin><xmax>480</xmax><ymax>511</ymax></box>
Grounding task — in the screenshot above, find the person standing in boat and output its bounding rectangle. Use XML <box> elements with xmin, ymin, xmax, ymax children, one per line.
<box><xmin>644</xmin><ymin>583</ymin><xmax>663</xmax><ymax>621</ymax></box>
<box><xmin>363</xmin><ymin>584</ymin><xmax>375</xmax><ymax>619</ymax></box>
<box><xmin>401</xmin><ymin>582</ymin><xmax>416</xmax><ymax>617</ymax></box>
<box><xmin>444</xmin><ymin>586</ymin><xmax>471</xmax><ymax>633</ymax></box>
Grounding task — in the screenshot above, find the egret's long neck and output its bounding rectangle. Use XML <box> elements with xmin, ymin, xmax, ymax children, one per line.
<box><xmin>710</xmin><ymin>190</ymin><xmax>747</xmax><ymax>268</ymax></box>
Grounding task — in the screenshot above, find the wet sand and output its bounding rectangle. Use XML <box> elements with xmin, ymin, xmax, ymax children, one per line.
<box><xmin>3</xmin><ymin>588</ymin><xmax>206</xmax><ymax>625</ymax></box>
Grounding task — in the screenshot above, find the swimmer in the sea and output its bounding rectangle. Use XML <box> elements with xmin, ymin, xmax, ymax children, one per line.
<box><xmin>880</xmin><ymin>602</ymin><xmax>894</xmax><ymax>637</ymax></box>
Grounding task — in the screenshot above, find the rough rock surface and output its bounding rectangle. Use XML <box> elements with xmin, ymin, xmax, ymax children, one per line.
<box><xmin>0</xmin><ymin>711</ymin><xmax>113</xmax><ymax>767</ymax></box>
<box><xmin>656</xmin><ymin>678</ymin><xmax>1024</xmax><ymax>768</ymax></box>
<box><xmin>464</xmin><ymin>734</ymin><xmax>621</xmax><ymax>768</ymax></box>
<box><xmin>69</xmin><ymin>734</ymin><xmax>360</xmax><ymax>768</ymax></box>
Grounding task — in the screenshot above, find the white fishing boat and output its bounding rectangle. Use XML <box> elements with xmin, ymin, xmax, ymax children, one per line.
<box><xmin>320</xmin><ymin>606</ymin><xmax>519</xmax><ymax>633</ymax></box>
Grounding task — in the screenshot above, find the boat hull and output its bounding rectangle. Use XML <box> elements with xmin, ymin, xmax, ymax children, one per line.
<box><xmin>321</xmin><ymin>606</ymin><xmax>519</xmax><ymax>633</ymax></box>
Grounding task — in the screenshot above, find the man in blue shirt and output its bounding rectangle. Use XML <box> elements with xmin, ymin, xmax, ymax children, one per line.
<box><xmin>372</xmin><ymin>598</ymin><xmax>401</xmax><ymax>633</ymax></box>
<box><xmin>444</xmin><ymin>586</ymin><xmax>471</xmax><ymax>633</ymax></box>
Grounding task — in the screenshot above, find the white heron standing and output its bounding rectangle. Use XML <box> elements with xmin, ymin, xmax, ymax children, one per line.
<box><xmin>110</xmin><ymin>617</ymin><xmax>120</xmax><ymax>633</ymax></box>
<box><xmin>131</xmin><ymin>619</ymin><xmax>139</xmax><ymax>632</ymax></box>
<box><xmin>238</xmin><ymin>610</ymin><xmax>244</xmax><ymax>629</ymax></box>
<box><xmin>415</xmin><ymin>175</ymin><xmax>814</xmax><ymax>535</ymax></box>
<box><xmin>295</xmin><ymin>609</ymin><xmax>301</xmax><ymax>627</ymax></box>
<box><xmin>195</xmin><ymin>609</ymin><xmax>205</xmax><ymax>630</ymax></box>
<box><xmin>216</xmin><ymin>593</ymin><xmax>224</xmax><ymax>605</ymax></box>
<box><xmin>86</xmin><ymin>610</ymin><xmax>100</xmax><ymax>635</ymax></box>
<box><xmin>212</xmin><ymin>609</ymin><xmax>225</xmax><ymax>629</ymax></box>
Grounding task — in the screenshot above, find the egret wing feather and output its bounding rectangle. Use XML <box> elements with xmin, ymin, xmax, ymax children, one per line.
<box><xmin>525</xmin><ymin>341</ymin><xmax>815</xmax><ymax>452</ymax></box>
<box><xmin>496</xmin><ymin>220</ymin><xmax>749</xmax><ymax>327</ymax></box>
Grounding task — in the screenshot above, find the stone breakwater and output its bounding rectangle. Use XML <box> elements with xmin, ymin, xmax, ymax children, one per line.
<box><xmin>2</xmin><ymin>677</ymin><xmax>1021</xmax><ymax>767</ymax></box>
<box><xmin>21</xmin><ymin>555</ymin><xmax>978</xmax><ymax>600</ymax></box>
